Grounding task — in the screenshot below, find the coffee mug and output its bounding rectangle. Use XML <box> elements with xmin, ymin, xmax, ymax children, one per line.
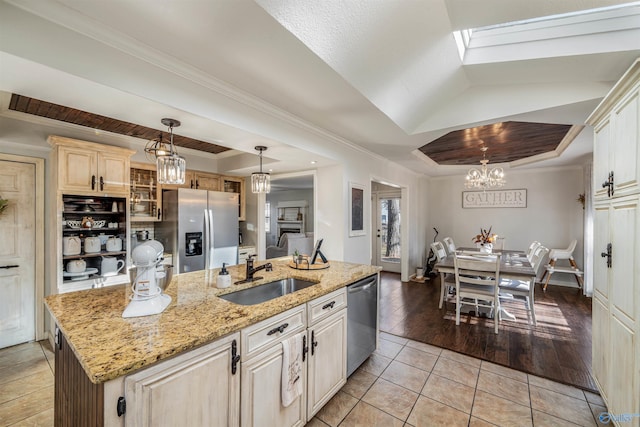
<box><xmin>101</xmin><ymin>257</ymin><xmax>125</xmax><ymax>276</ymax></box>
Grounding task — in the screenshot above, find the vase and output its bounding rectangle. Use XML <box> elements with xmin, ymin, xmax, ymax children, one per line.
<box><xmin>479</xmin><ymin>243</ymin><xmax>493</xmax><ymax>254</ymax></box>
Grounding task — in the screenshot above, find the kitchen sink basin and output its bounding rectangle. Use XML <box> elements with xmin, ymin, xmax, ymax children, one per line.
<box><xmin>219</xmin><ymin>278</ymin><xmax>318</xmax><ymax>305</ymax></box>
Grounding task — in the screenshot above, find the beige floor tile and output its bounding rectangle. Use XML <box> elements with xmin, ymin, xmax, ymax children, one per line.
<box><xmin>0</xmin><ymin>386</ymin><xmax>53</xmax><ymax>426</ymax></box>
<box><xmin>0</xmin><ymin>342</ymin><xmax>41</xmax><ymax>360</ymax></box>
<box><xmin>9</xmin><ymin>407</ymin><xmax>54</xmax><ymax>427</ymax></box>
<box><xmin>380</xmin><ymin>360</ymin><xmax>430</xmax><ymax>393</ymax></box>
<box><xmin>315</xmin><ymin>391</ymin><xmax>358</xmax><ymax>427</ymax></box>
<box><xmin>342</xmin><ymin>368</ymin><xmax>378</xmax><ymax>399</ymax></box>
<box><xmin>360</xmin><ymin>352</ymin><xmax>392</xmax><ymax>376</ymax></box>
<box><xmin>394</xmin><ymin>347</ymin><xmax>438</xmax><ymax>373</ymax></box>
<box><xmin>440</xmin><ymin>349</ymin><xmax>482</xmax><ymax>368</ymax></box>
<box><xmin>528</xmin><ymin>375</ymin><xmax>585</xmax><ymax>400</ymax></box>
<box><xmin>0</xmin><ymin>369</ymin><xmax>54</xmax><ymax>404</ymax></box>
<box><xmin>529</xmin><ymin>385</ymin><xmax>596</xmax><ymax>427</ymax></box>
<box><xmin>468</xmin><ymin>416</ymin><xmax>498</xmax><ymax>427</ymax></box>
<box><xmin>406</xmin><ymin>396</ymin><xmax>469</xmax><ymax>427</ymax></box>
<box><xmin>431</xmin><ymin>357</ymin><xmax>479</xmax><ymax>388</ymax></box>
<box><xmin>339</xmin><ymin>401</ymin><xmax>404</xmax><ymax>427</ymax></box>
<box><xmin>476</xmin><ymin>370</ymin><xmax>530</xmax><ymax>407</ymax></box>
<box><xmin>362</xmin><ymin>378</ymin><xmax>418</xmax><ymax>421</ymax></box>
<box><xmin>472</xmin><ymin>389</ymin><xmax>532</xmax><ymax>427</ymax></box>
<box><xmin>379</xmin><ymin>332</ymin><xmax>409</xmax><ymax>346</ymax></box>
<box><xmin>375</xmin><ymin>338</ymin><xmax>404</xmax><ymax>359</ymax></box>
<box><xmin>589</xmin><ymin>403</ymin><xmax>609</xmax><ymax>427</ymax></box>
<box><xmin>583</xmin><ymin>390</ymin><xmax>605</xmax><ymax>407</ymax></box>
<box><xmin>0</xmin><ymin>359</ymin><xmax>51</xmax><ymax>387</ymax></box>
<box><xmin>405</xmin><ymin>340</ymin><xmax>442</xmax><ymax>356</ymax></box>
<box><xmin>0</xmin><ymin>347</ymin><xmax>46</xmax><ymax>372</ymax></box>
<box><xmin>480</xmin><ymin>360</ymin><xmax>528</xmax><ymax>383</ymax></box>
<box><xmin>421</xmin><ymin>373</ymin><xmax>475</xmax><ymax>413</ymax></box>
<box><xmin>532</xmin><ymin>409</ymin><xmax>581</xmax><ymax>426</ymax></box>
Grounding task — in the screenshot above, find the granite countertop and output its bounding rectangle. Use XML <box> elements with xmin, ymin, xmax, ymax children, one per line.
<box><xmin>45</xmin><ymin>259</ymin><xmax>380</xmax><ymax>384</ymax></box>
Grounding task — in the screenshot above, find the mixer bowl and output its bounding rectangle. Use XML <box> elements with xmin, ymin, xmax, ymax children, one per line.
<box><xmin>128</xmin><ymin>265</ymin><xmax>174</xmax><ymax>291</ymax></box>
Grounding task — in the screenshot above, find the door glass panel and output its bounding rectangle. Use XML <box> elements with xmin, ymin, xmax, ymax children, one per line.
<box><xmin>380</xmin><ymin>197</ymin><xmax>401</xmax><ymax>263</ymax></box>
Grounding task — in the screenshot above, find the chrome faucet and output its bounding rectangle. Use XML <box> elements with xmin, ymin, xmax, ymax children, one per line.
<box><xmin>235</xmin><ymin>255</ymin><xmax>272</xmax><ymax>284</ymax></box>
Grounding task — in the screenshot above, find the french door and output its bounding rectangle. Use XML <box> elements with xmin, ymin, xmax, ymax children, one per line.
<box><xmin>374</xmin><ymin>192</ymin><xmax>401</xmax><ymax>273</ymax></box>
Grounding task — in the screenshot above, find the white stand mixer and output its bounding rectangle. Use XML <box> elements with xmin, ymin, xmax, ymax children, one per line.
<box><xmin>122</xmin><ymin>240</ymin><xmax>172</xmax><ymax>318</ymax></box>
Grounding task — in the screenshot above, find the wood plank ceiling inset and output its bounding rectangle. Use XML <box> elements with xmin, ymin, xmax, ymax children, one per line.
<box><xmin>419</xmin><ymin>121</ymin><xmax>572</xmax><ymax>165</ymax></box>
<box><xmin>8</xmin><ymin>94</ymin><xmax>231</xmax><ymax>155</ymax></box>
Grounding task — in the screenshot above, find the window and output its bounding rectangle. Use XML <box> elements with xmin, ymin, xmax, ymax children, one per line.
<box><xmin>265</xmin><ymin>201</ymin><xmax>271</xmax><ymax>233</ymax></box>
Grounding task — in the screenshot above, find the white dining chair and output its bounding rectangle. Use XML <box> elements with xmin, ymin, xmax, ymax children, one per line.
<box><xmin>453</xmin><ymin>253</ymin><xmax>502</xmax><ymax>334</ymax></box>
<box><xmin>540</xmin><ymin>239</ymin><xmax>583</xmax><ymax>291</ymax></box>
<box><xmin>526</xmin><ymin>241</ymin><xmax>541</xmax><ymax>261</ymax></box>
<box><xmin>499</xmin><ymin>245</ymin><xmax>549</xmax><ymax>326</ymax></box>
<box><xmin>493</xmin><ymin>236</ymin><xmax>506</xmax><ymax>251</ymax></box>
<box><xmin>432</xmin><ymin>241</ymin><xmax>455</xmax><ymax>309</ymax></box>
<box><xmin>442</xmin><ymin>237</ymin><xmax>456</xmax><ymax>255</ymax></box>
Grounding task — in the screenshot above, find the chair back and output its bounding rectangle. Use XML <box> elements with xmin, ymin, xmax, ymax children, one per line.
<box><xmin>453</xmin><ymin>253</ymin><xmax>501</xmax><ymax>290</ymax></box>
<box><xmin>442</xmin><ymin>237</ymin><xmax>456</xmax><ymax>254</ymax></box>
<box><xmin>430</xmin><ymin>241</ymin><xmax>447</xmax><ymax>262</ymax></box>
<box><xmin>530</xmin><ymin>245</ymin><xmax>550</xmax><ymax>276</ymax></box>
<box><xmin>549</xmin><ymin>239</ymin><xmax>577</xmax><ymax>260</ymax></box>
<box><xmin>527</xmin><ymin>241</ymin><xmax>541</xmax><ymax>260</ymax></box>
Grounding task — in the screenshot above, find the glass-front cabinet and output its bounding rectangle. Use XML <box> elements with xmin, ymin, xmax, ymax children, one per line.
<box><xmin>130</xmin><ymin>162</ymin><xmax>162</xmax><ymax>222</ymax></box>
<box><xmin>223</xmin><ymin>176</ymin><xmax>246</xmax><ymax>220</ymax></box>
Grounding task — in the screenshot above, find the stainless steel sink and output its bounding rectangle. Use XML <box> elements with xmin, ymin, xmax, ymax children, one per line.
<box><xmin>219</xmin><ymin>278</ymin><xmax>318</xmax><ymax>305</ymax></box>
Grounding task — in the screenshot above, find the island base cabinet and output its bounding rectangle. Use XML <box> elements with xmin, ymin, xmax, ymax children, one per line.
<box><xmin>307</xmin><ymin>308</ymin><xmax>347</xmax><ymax>419</ymax></box>
<box><xmin>240</xmin><ymin>343</ymin><xmax>307</xmax><ymax>427</ymax></box>
<box><xmin>123</xmin><ymin>332</ymin><xmax>240</xmax><ymax>427</ymax></box>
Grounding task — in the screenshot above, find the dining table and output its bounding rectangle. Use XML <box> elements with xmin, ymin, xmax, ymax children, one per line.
<box><xmin>434</xmin><ymin>248</ymin><xmax>536</xmax><ymax>320</ymax></box>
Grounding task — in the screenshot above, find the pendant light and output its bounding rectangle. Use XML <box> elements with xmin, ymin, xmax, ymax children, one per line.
<box><xmin>152</xmin><ymin>118</ymin><xmax>186</xmax><ymax>185</ymax></box>
<box><xmin>464</xmin><ymin>146</ymin><xmax>505</xmax><ymax>190</ymax></box>
<box><xmin>251</xmin><ymin>146</ymin><xmax>270</xmax><ymax>193</ymax></box>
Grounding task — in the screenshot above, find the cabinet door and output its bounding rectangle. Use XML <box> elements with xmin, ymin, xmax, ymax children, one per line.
<box><xmin>58</xmin><ymin>145</ymin><xmax>97</xmax><ymax>193</ymax></box>
<box><xmin>224</xmin><ymin>176</ymin><xmax>246</xmax><ymax>220</ymax></box>
<box><xmin>98</xmin><ymin>152</ymin><xmax>130</xmax><ymax>195</ymax></box>
<box><xmin>593</xmin><ymin>119</ymin><xmax>611</xmax><ymax>200</ymax></box>
<box><xmin>591</xmin><ymin>297</ymin><xmax>609</xmax><ymax>402</ymax></box>
<box><xmin>593</xmin><ymin>202</ymin><xmax>610</xmax><ymax>301</ymax></box>
<box><xmin>162</xmin><ymin>170</ymin><xmax>194</xmax><ymax>190</ymax></box>
<box><xmin>194</xmin><ymin>172</ymin><xmax>221</xmax><ymax>191</ymax></box>
<box><xmin>611</xmin><ymin>89</ymin><xmax>640</xmax><ymax>197</ymax></box>
<box><xmin>124</xmin><ymin>333</ymin><xmax>240</xmax><ymax>427</ymax></box>
<box><xmin>241</xmin><ymin>343</ymin><xmax>306</xmax><ymax>427</ymax></box>
<box><xmin>307</xmin><ymin>309</ymin><xmax>347</xmax><ymax>419</ymax></box>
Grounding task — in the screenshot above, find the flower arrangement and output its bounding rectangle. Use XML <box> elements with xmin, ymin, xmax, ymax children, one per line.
<box><xmin>472</xmin><ymin>226</ymin><xmax>497</xmax><ymax>245</ymax></box>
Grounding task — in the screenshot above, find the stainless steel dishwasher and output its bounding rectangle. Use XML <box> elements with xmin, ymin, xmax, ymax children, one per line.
<box><xmin>347</xmin><ymin>274</ymin><xmax>378</xmax><ymax>376</ymax></box>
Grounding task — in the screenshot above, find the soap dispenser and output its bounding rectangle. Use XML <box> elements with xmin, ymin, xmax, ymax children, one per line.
<box><xmin>217</xmin><ymin>263</ymin><xmax>231</xmax><ymax>289</ymax></box>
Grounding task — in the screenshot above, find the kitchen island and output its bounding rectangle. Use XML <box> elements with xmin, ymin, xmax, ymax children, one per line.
<box><xmin>45</xmin><ymin>259</ymin><xmax>380</xmax><ymax>426</ymax></box>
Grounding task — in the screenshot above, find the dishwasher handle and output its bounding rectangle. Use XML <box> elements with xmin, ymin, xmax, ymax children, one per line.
<box><xmin>348</xmin><ymin>276</ymin><xmax>377</xmax><ymax>293</ymax></box>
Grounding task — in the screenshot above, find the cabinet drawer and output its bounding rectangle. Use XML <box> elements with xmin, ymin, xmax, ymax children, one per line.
<box><xmin>307</xmin><ymin>288</ymin><xmax>347</xmax><ymax>326</ymax></box>
<box><xmin>241</xmin><ymin>305</ymin><xmax>306</xmax><ymax>360</ymax></box>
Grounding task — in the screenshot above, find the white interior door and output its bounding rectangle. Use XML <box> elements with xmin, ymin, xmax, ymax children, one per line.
<box><xmin>374</xmin><ymin>192</ymin><xmax>401</xmax><ymax>273</ymax></box>
<box><xmin>0</xmin><ymin>160</ymin><xmax>36</xmax><ymax>348</ymax></box>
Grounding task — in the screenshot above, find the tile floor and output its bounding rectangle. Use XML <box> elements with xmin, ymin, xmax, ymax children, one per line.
<box><xmin>0</xmin><ymin>335</ymin><xmax>607</xmax><ymax>427</ymax></box>
<box><xmin>0</xmin><ymin>340</ymin><xmax>54</xmax><ymax>426</ymax></box>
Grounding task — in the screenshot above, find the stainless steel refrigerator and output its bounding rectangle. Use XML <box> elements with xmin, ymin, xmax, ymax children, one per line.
<box><xmin>157</xmin><ymin>189</ymin><xmax>239</xmax><ymax>273</ymax></box>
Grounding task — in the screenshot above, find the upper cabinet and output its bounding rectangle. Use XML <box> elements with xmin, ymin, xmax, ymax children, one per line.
<box><xmin>48</xmin><ymin>136</ymin><xmax>135</xmax><ymax>197</ymax></box>
<box><xmin>130</xmin><ymin>162</ymin><xmax>162</xmax><ymax>222</ymax></box>
<box><xmin>223</xmin><ymin>176</ymin><xmax>246</xmax><ymax>221</ymax></box>
<box><xmin>193</xmin><ymin>171</ymin><xmax>221</xmax><ymax>191</ymax></box>
<box><xmin>587</xmin><ymin>60</ymin><xmax>640</xmax><ymax>200</ymax></box>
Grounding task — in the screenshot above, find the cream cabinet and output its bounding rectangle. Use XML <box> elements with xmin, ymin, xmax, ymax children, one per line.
<box><xmin>123</xmin><ymin>332</ymin><xmax>240</xmax><ymax>427</ymax></box>
<box><xmin>224</xmin><ymin>176</ymin><xmax>246</xmax><ymax>220</ymax></box>
<box><xmin>240</xmin><ymin>289</ymin><xmax>348</xmax><ymax>426</ymax></box>
<box><xmin>49</xmin><ymin>136</ymin><xmax>134</xmax><ymax>197</ymax></box>
<box><xmin>587</xmin><ymin>58</ymin><xmax>640</xmax><ymax>426</ymax></box>
<box><xmin>194</xmin><ymin>171</ymin><xmax>221</xmax><ymax>191</ymax></box>
<box><xmin>130</xmin><ymin>162</ymin><xmax>162</xmax><ymax>222</ymax></box>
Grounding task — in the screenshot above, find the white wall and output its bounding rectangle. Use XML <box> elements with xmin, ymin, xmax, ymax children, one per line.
<box><xmin>428</xmin><ymin>166</ymin><xmax>586</xmax><ymax>286</ymax></box>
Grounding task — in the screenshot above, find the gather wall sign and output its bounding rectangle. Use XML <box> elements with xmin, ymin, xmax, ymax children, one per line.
<box><xmin>462</xmin><ymin>189</ymin><xmax>527</xmax><ymax>208</ymax></box>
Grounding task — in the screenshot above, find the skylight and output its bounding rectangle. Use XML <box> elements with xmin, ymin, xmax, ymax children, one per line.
<box><xmin>454</xmin><ymin>2</ymin><xmax>640</xmax><ymax>62</ymax></box>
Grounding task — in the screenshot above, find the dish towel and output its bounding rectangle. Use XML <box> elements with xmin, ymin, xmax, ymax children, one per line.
<box><xmin>281</xmin><ymin>332</ymin><xmax>304</xmax><ymax>407</ymax></box>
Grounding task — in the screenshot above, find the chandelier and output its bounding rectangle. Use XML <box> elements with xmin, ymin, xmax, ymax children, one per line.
<box><xmin>145</xmin><ymin>118</ymin><xmax>186</xmax><ymax>185</ymax></box>
<box><xmin>251</xmin><ymin>146</ymin><xmax>270</xmax><ymax>193</ymax></box>
<box><xmin>465</xmin><ymin>146</ymin><xmax>506</xmax><ymax>189</ymax></box>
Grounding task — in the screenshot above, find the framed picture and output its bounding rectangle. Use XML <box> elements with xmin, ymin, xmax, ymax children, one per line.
<box><xmin>349</xmin><ymin>182</ymin><xmax>365</xmax><ymax>237</ymax></box>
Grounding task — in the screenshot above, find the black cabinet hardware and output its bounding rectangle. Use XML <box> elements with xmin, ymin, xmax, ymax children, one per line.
<box><xmin>267</xmin><ymin>323</ymin><xmax>289</xmax><ymax>335</ymax></box>
<box><xmin>311</xmin><ymin>330</ymin><xmax>318</xmax><ymax>356</ymax></box>
<box><xmin>91</xmin><ymin>175</ymin><xmax>96</xmax><ymax>190</ymax></box>
<box><xmin>602</xmin><ymin>171</ymin><xmax>614</xmax><ymax>197</ymax></box>
<box><xmin>0</xmin><ymin>265</ymin><xmax>18</xmax><ymax>269</ymax></box>
<box><xmin>302</xmin><ymin>335</ymin><xmax>308</xmax><ymax>362</ymax></box>
<box><xmin>231</xmin><ymin>339</ymin><xmax>240</xmax><ymax>375</ymax></box>
<box><xmin>601</xmin><ymin>243</ymin><xmax>612</xmax><ymax>268</ymax></box>
<box><xmin>322</xmin><ymin>301</ymin><xmax>336</xmax><ymax>310</ymax></box>
<box><xmin>99</xmin><ymin>176</ymin><xmax>104</xmax><ymax>191</ymax></box>
<box><xmin>117</xmin><ymin>397</ymin><xmax>126</xmax><ymax>417</ymax></box>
